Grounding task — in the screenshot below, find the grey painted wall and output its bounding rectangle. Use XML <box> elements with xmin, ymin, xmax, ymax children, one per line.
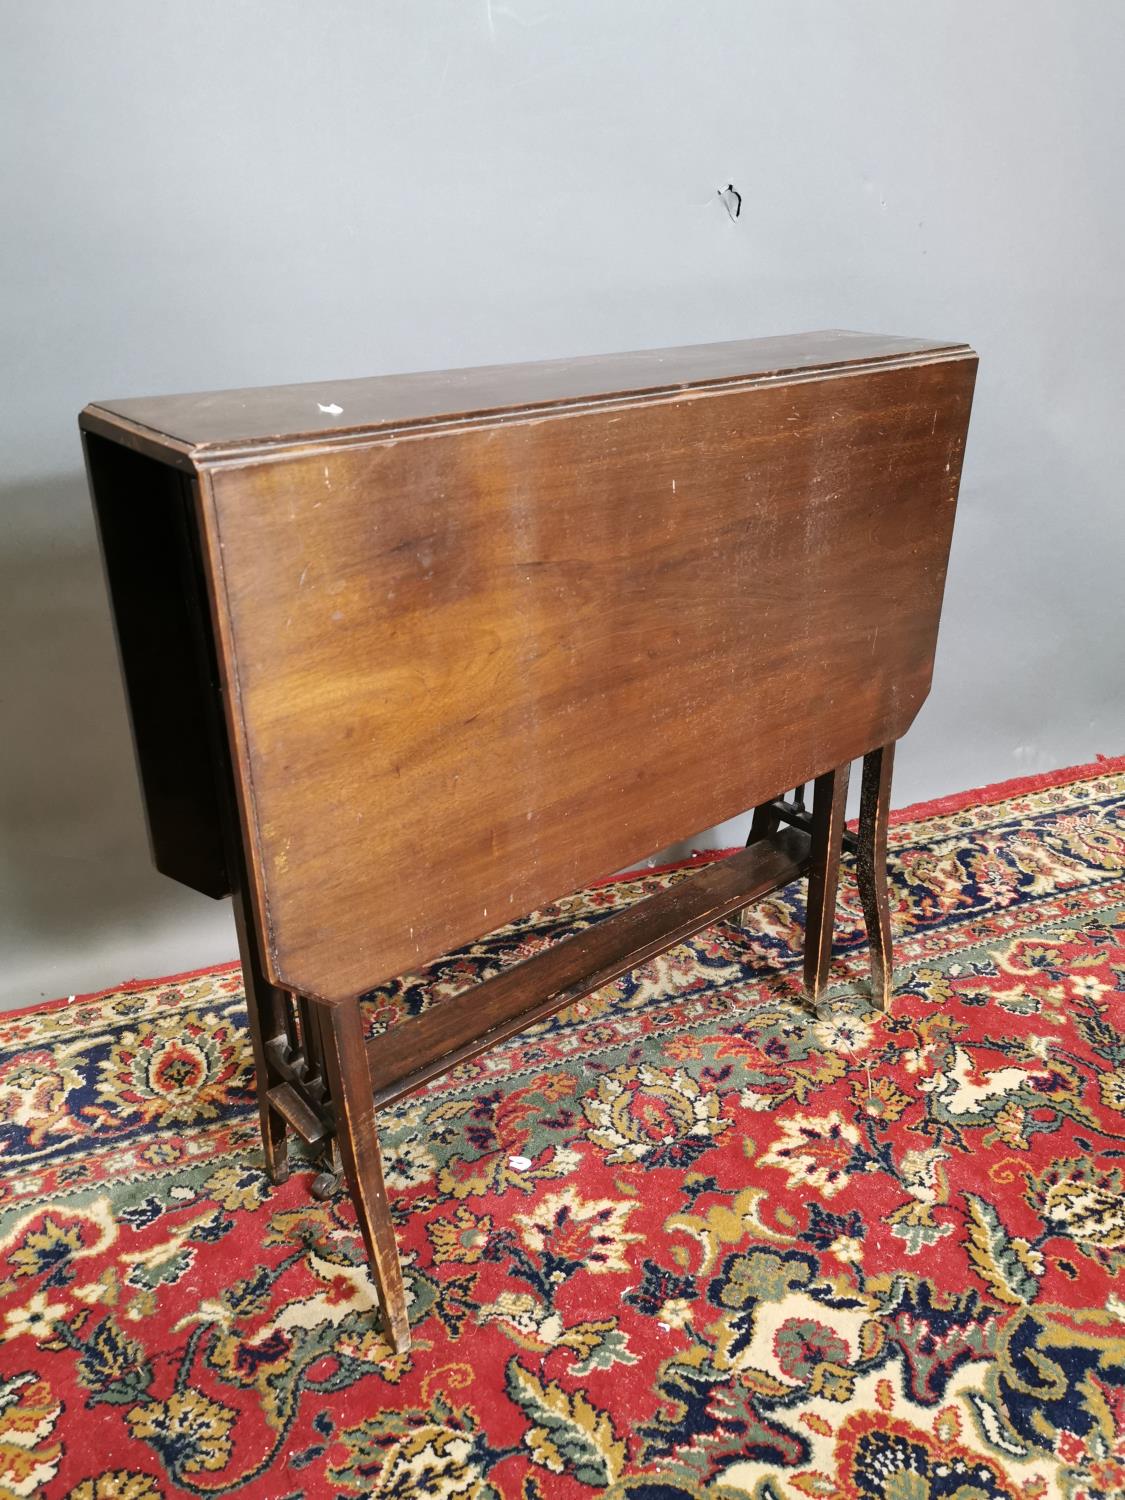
<box><xmin>2</xmin><ymin>0</ymin><xmax>1123</xmax><ymax>1010</ymax></box>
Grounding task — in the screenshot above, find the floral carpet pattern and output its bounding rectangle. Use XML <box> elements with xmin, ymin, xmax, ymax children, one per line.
<box><xmin>1</xmin><ymin>761</ymin><xmax>1124</xmax><ymax>1499</ymax></box>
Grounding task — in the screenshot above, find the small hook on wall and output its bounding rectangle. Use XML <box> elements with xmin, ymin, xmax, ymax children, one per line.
<box><xmin>717</xmin><ymin>183</ymin><xmax>742</xmax><ymax>222</ymax></box>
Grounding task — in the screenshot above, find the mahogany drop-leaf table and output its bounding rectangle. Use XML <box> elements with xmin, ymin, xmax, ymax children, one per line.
<box><xmin>82</xmin><ymin>330</ymin><xmax>977</xmax><ymax>1353</ymax></box>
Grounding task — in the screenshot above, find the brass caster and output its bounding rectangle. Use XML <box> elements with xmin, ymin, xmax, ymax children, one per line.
<box><xmin>311</xmin><ymin>1169</ymin><xmax>342</xmax><ymax>1201</ymax></box>
<box><xmin>310</xmin><ymin>1138</ymin><xmax>342</xmax><ymax>1200</ymax></box>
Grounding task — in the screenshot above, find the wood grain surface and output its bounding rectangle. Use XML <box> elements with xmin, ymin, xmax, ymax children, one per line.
<box><xmin>184</xmin><ymin>348</ymin><xmax>975</xmax><ymax>1000</ymax></box>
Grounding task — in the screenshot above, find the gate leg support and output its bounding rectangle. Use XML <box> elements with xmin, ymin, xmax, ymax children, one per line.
<box><xmin>856</xmin><ymin>742</ymin><xmax>896</xmax><ymax>1012</ymax></box>
<box><xmin>804</xmin><ymin>764</ymin><xmax>851</xmax><ymax>1004</ymax></box>
<box><xmin>318</xmin><ymin>999</ymin><xmax>412</xmax><ymax>1356</ymax></box>
<box><xmin>737</xmin><ymin>798</ymin><xmax>784</xmax><ymax>927</ymax></box>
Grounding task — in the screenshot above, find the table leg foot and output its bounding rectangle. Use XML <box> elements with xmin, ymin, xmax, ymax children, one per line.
<box><xmin>261</xmin><ymin>1111</ymin><xmax>290</xmax><ymax>1186</ymax></box>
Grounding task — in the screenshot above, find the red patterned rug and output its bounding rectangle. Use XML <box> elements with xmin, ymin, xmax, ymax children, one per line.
<box><xmin>2</xmin><ymin>759</ymin><xmax>1124</xmax><ymax>1500</ymax></box>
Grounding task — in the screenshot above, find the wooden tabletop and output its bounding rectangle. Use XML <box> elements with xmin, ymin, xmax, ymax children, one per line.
<box><xmin>82</xmin><ymin>330</ymin><xmax>970</xmax><ymax>460</ymax></box>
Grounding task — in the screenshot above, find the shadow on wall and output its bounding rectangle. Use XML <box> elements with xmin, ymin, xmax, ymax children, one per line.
<box><xmin>0</xmin><ymin>473</ymin><xmax>217</xmax><ymax>978</ymax></box>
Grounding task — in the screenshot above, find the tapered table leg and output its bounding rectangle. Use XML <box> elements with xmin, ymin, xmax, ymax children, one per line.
<box><xmin>230</xmin><ymin>884</ymin><xmax>291</xmax><ymax>1184</ymax></box>
<box><xmin>857</xmin><ymin>742</ymin><xmax>896</xmax><ymax>1012</ymax></box>
<box><xmin>318</xmin><ymin>1000</ymin><xmax>411</xmax><ymax>1355</ymax></box>
<box><xmin>804</xmin><ymin>764</ymin><xmax>851</xmax><ymax>1004</ymax></box>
